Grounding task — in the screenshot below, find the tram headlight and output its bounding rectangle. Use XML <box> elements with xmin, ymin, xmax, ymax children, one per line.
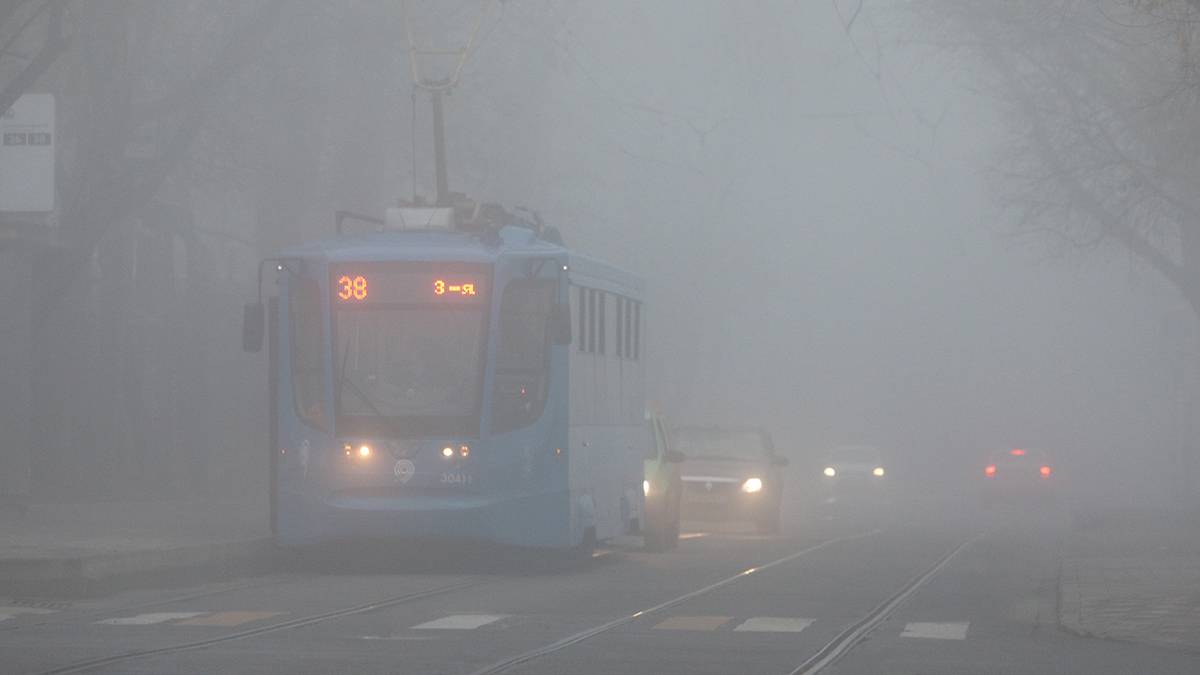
<box><xmin>823</xmin><ymin>466</ymin><xmax>837</xmax><ymax>478</ymax></box>
<box><xmin>741</xmin><ymin>477</ymin><xmax>763</xmax><ymax>493</ymax></box>
<box><xmin>342</xmin><ymin>442</ymin><xmax>374</xmax><ymax>460</ymax></box>
<box><xmin>442</xmin><ymin>446</ymin><xmax>455</xmax><ymax>459</ymax></box>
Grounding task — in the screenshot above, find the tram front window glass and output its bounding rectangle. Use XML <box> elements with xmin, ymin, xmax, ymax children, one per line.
<box><xmin>491</xmin><ymin>279</ymin><xmax>556</xmax><ymax>434</ymax></box>
<box><xmin>290</xmin><ymin>275</ymin><xmax>327</xmax><ymax>430</ymax></box>
<box><xmin>334</xmin><ymin>307</ymin><xmax>485</xmax><ymax>436</ymax></box>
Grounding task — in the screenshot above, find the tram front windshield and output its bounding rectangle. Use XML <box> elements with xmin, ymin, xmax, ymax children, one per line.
<box><xmin>334</xmin><ymin>307</ymin><xmax>485</xmax><ymax>436</ymax></box>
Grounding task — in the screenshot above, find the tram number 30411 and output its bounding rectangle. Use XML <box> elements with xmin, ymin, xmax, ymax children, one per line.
<box><xmin>441</xmin><ymin>472</ymin><xmax>472</xmax><ymax>486</ymax></box>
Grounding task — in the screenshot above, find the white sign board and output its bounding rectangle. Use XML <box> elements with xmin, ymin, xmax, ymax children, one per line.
<box><xmin>0</xmin><ymin>93</ymin><xmax>55</xmax><ymax>213</ymax></box>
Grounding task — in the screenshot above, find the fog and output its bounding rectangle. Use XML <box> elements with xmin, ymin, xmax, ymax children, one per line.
<box><xmin>2</xmin><ymin>0</ymin><xmax>1198</xmax><ymax>578</ymax></box>
<box><xmin>7</xmin><ymin>3</ymin><xmax>1200</xmax><ymax>673</ymax></box>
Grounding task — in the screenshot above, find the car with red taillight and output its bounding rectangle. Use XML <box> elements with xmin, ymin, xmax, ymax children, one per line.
<box><xmin>981</xmin><ymin>447</ymin><xmax>1056</xmax><ymax>505</ymax></box>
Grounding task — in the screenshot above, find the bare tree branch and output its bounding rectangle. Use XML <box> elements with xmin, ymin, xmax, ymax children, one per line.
<box><xmin>985</xmin><ymin>40</ymin><xmax>1188</xmax><ymax>295</ymax></box>
<box><xmin>45</xmin><ymin>0</ymin><xmax>286</xmax><ymax>305</ymax></box>
<box><xmin>0</xmin><ymin>0</ymin><xmax>66</xmax><ymax>116</ymax></box>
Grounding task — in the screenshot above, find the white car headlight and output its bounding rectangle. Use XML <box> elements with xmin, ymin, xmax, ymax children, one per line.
<box><xmin>823</xmin><ymin>466</ymin><xmax>837</xmax><ymax>478</ymax></box>
<box><xmin>872</xmin><ymin>466</ymin><xmax>885</xmax><ymax>477</ymax></box>
<box><xmin>643</xmin><ymin>479</ymin><xmax>650</xmax><ymax>496</ymax></box>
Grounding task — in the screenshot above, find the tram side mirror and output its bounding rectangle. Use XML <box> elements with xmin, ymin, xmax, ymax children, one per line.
<box><xmin>550</xmin><ymin>303</ymin><xmax>572</xmax><ymax>346</ymax></box>
<box><xmin>243</xmin><ymin>301</ymin><xmax>264</xmax><ymax>353</ymax></box>
<box><xmin>665</xmin><ymin>449</ymin><xmax>687</xmax><ymax>464</ymax></box>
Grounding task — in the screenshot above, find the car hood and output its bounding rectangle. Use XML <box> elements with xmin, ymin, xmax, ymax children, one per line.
<box><xmin>681</xmin><ymin>457</ymin><xmax>766</xmax><ymax>480</ymax></box>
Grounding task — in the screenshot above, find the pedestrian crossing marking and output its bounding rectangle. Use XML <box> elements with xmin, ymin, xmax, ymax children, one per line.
<box><xmin>652</xmin><ymin>615</ymin><xmax>732</xmax><ymax>631</ymax></box>
<box><xmin>900</xmin><ymin>621</ymin><xmax>969</xmax><ymax>640</ymax></box>
<box><xmin>97</xmin><ymin>612</ymin><xmax>205</xmax><ymax>625</ymax></box>
<box><xmin>176</xmin><ymin>611</ymin><xmax>283</xmax><ymax>627</ymax></box>
<box><xmin>733</xmin><ymin>617</ymin><xmax>813</xmax><ymax>633</ymax></box>
<box><xmin>0</xmin><ymin>606</ymin><xmax>58</xmax><ymax>622</ymax></box>
<box><xmin>412</xmin><ymin>614</ymin><xmax>508</xmax><ymax>630</ymax></box>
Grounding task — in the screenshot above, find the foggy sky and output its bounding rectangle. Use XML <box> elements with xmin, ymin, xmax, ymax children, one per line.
<box><xmin>381</xmin><ymin>1</ymin><xmax>1185</xmax><ymax>501</ymax></box>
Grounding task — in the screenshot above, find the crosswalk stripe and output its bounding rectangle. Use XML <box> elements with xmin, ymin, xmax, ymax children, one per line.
<box><xmin>176</xmin><ymin>611</ymin><xmax>283</xmax><ymax>627</ymax></box>
<box><xmin>97</xmin><ymin>612</ymin><xmax>205</xmax><ymax>626</ymax></box>
<box><xmin>733</xmin><ymin>617</ymin><xmax>814</xmax><ymax>633</ymax></box>
<box><xmin>0</xmin><ymin>606</ymin><xmax>58</xmax><ymax>622</ymax></box>
<box><xmin>900</xmin><ymin>621</ymin><xmax>969</xmax><ymax>640</ymax></box>
<box><xmin>412</xmin><ymin>614</ymin><xmax>508</xmax><ymax>630</ymax></box>
<box><xmin>652</xmin><ymin>615</ymin><xmax>732</xmax><ymax>631</ymax></box>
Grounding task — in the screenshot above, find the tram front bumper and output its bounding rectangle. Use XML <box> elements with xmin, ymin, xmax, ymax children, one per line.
<box><xmin>277</xmin><ymin>489</ymin><xmax>571</xmax><ymax>548</ymax></box>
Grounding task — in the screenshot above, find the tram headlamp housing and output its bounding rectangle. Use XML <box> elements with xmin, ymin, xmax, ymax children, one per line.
<box><xmin>441</xmin><ymin>446</ymin><xmax>455</xmax><ymax>458</ymax></box>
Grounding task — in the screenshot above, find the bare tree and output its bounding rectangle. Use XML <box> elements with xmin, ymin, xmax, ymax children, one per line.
<box><xmin>916</xmin><ymin>0</ymin><xmax>1200</xmax><ymax>314</ymax></box>
<box><xmin>0</xmin><ymin>0</ymin><xmax>67</xmax><ymax>117</ymax></box>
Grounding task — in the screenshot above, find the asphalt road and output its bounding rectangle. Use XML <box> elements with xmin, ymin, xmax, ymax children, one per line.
<box><xmin>4</xmin><ymin>498</ymin><xmax>1199</xmax><ymax>675</ymax></box>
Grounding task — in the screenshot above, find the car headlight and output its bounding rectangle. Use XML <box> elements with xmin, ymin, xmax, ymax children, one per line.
<box><xmin>742</xmin><ymin>477</ymin><xmax>763</xmax><ymax>493</ymax></box>
<box><xmin>823</xmin><ymin>466</ymin><xmax>837</xmax><ymax>478</ymax></box>
<box><xmin>643</xmin><ymin>479</ymin><xmax>651</xmax><ymax>496</ymax></box>
<box><xmin>872</xmin><ymin>466</ymin><xmax>885</xmax><ymax>477</ymax></box>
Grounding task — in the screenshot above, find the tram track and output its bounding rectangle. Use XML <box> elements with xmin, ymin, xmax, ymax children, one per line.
<box><xmin>27</xmin><ymin>528</ymin><xmax>977</xmax><ymax>675</ymax></box>
<box><xmin>466</xmin><ymin>529</ymin><xmax>883</xmax><ymax>675</ymax></box>
<box><xmin>465</xmin><ymin>530</ymin><xmax>978</xmax><ymax>675</ymax></box>
<box><xmin>2</xmin><ymin>575</ymin><xmax>297</xmax><ymax>633</ymax></box>
<box><xmin>34</xmin><ymin>578</ymin><xmax>488</xmax><ymax>675</ymax></box>
<box><xmin>791</xmin><ymin>534</ymin><xmax>980</xmax><ymax>674</ymax></box>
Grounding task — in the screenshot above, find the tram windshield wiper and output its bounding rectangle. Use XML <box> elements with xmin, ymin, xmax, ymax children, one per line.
<box><xmin>335</xmin><ymin>345</ymin><xmax>407</xmax><ymax>439</ymax></box>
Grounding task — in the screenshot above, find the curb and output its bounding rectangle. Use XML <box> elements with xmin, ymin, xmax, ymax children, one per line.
<box><xmin>1056</xmin><ymin>527</ymin><xmax>1200</xmax><ymax>655</ymax></box>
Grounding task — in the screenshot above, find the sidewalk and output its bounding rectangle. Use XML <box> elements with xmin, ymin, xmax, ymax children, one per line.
<box><xmin>0</xmin><ymin>498</ymin><xmax>271</xmax><ymax>594</ymax></box>
<box><xmin>1059</xmin><ymin>508</ymin><xmax>1200</xmax><ymax>651</ymax></box>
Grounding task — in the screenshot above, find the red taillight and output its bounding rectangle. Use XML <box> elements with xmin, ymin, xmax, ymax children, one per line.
<box><xmin>1040</xmin><ymin>465</ymin><xmax>1052</xmax><ymax>478</ymax></box>
<box><xmin>985</xmin><ymin>464</ymin><xmax>997</xmax><ymax>477</ymax></box>
<box><xmin>1010</xmin><ymin>449</ymin><xmax>1025</xmax><ymax>457</ymax></box>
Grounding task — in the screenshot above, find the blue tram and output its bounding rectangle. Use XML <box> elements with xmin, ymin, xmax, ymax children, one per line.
<box><xmin>245</xmin><ymin>208</ymin><xmax>647</xmax><ymax>550</ymax></box>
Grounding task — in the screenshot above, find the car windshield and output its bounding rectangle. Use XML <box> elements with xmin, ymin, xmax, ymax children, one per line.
<box><xmin>827</xmin><ymin>446</ymin><xmax>882</xmax><ymax>464</ymax></box>
<box><xmin>334</xmin><ymin>306</ymin><xmax>485</xmax><ymax>435</ymax></box>
<box><xmin>675</xmin><ymin>429</ymin><xmax>768</xmax><ymax>460</ymax></box>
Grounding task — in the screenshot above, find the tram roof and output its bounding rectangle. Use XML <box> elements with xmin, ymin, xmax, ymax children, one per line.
<box><xmin>278</xmin><ymin>227</ymin><xmax>645</xmax><ymax>299</ymax></box>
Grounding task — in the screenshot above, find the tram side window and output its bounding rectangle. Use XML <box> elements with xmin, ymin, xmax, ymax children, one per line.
<box><xmin>290</xmin><ymin>275</ymin><xmax>327</xmax><ymax>429</ymax></box>
<box><xmin>598</xmin><ymin>291</ymin><xmax>606</xmax><ymax>355</ymax></box>
<box><xmin>633</xmin><ymin>301</ymin><xmax>641</xmax><ymax>360</ymax></box>
<box><xmin>492</xmin><ymin>279</ymin><xmax>556</xmax><ymax>434</ymax></box>
<box><xmin>622</xmin><ymin>297</ymin><xmax>632</xmax><ymax>359</ymax></box>
<box><xmin>616</xmin><ymin>297</ymin><xmax>624</xmax><ymax>358</ymax></box>
<box><xmin>588</xmin><ymin>289</ymin><xmax>596</xmax><ymax>353</ymax></box>
<box><xmin>577</xmin><ymin>286</ymin><xmax>586</xmax><ymax>352</ymax></box>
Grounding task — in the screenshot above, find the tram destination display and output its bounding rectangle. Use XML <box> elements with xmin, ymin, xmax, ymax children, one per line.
<box><xmin>331</xmin><ymin>263</ymin><xmax>488</xmax><ymax>305</ymax></box>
